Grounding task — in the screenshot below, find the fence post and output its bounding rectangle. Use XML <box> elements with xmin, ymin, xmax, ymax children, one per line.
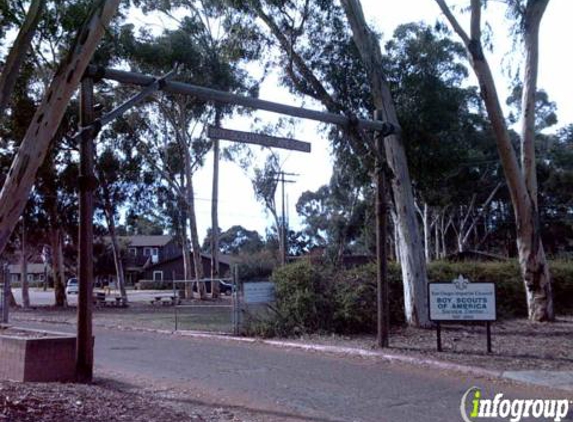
<box><xmin>232</xmin><ymin>266</ymin><xmax>241</xmax><ymax>335</ymax></box>
<box><xmin>1</xmin><ymin>263</ymin><xmax>9</xmax><ymax>324</ymax></box>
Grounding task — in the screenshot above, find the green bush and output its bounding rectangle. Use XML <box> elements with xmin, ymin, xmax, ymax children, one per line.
<box><xmin>236</xmin><ymin>249</ymin><xmax>279</xmax><ymax>281</ymax></box>
<box><xmin>267</xmin><ymin>261</ymin><xmax>335</xmax><ymax>336</ymax></box>
<box><xmin>332</xmin><ymin>263</ymin><xmax>405</xmax><ymax>334</ymax></box>
<box><xmin>250</xmin><ymin>259</ymin><xmax>573</xmax><ymax>337</ymax></box>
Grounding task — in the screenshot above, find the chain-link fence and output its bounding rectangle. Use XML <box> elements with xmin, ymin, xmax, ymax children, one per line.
<box><xmin>172</xmin><ymin>275</ymin><xmax>240</xmax><ymax>334</ymax></box>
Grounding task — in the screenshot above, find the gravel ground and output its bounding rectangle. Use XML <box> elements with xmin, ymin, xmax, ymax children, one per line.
<box><xmin>293</xmin><ymin>316</ymin><xmax>573</xmax><ymax>371</ymax></box>
<box><xmin>0</xmin><ymin>377</ymin><xmax>268</xmax><ymax>422</ymax></box>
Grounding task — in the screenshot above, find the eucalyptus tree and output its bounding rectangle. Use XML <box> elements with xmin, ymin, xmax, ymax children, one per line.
<box><xmin>0</xmin><ymin>0</ymin><xmax>45</xmax><ymax>115</ymax></box>
<box><xmin>435</xmin><ymin>0</ymin><xmax>555</xmax><ymax>321</ymax></box>
<box><xmin>0</xmin><ymin>0</ymin><xmax>122</xmax><ymax>308</ymax></box>
<box><xmin>223</xmin><ymin>0</ymin><xmax>430</xmax><ymax>326</ymax></box>
<box><xmin>94</xmin><ymin>128</ymin><xmax>146</xmax><ymax>302</ymax></box>
<box><xmin>122</xmin><ymin>2</ymin><xmax>259</xmax><ymax>297</ymax></box>
<box><xmin>296</xmin><ymin>168</ymin><xmax>371</xmax><ymax>262</ymax></box>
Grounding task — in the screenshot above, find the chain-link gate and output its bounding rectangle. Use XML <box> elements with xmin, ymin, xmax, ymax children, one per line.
<box><xmin>171</xmin><ymin>267</ymin><xmax>241</xmax><ymax>334</ymax></box>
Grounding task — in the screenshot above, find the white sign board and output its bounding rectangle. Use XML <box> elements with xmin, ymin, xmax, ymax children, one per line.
<box><xmin>428</xmin><ymin>276</ymin><xmax>496</xmax><ymax>321</ymax></box>
<box><xmin>244</xmin><ymin>282</ymin><xmax>276</xmax><ymax>304</ymax></box>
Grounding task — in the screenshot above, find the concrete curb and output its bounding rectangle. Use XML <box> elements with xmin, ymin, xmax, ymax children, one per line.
<box><xmin>173</xmin><ymin>329</ymin><xmax>503</xmax><ymax>379</ymax></box>
<box><xmin>13</xmin><ymin>314</ymin><xmax>572</xmax><ymax>392</ymax></box>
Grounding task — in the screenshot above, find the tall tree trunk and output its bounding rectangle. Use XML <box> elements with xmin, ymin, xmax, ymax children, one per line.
<box><xmin>20</xmin><ymin>218</ymin><xmax>30</xmax><ymax>308</ymax></box>
<box><xmin>103</xmin><ymin>207</ymin><xmax>127</xmax><ymax>302</ymax></box>
<box><xmin>0</xmin><ymin>0</ymin><xmax>121</xmax><ymax>257</ymax></box>
<box><xmin>51</xmin><ymin>228</ymin><xmax>67</xmax><ymax>307</ymax></box>
<box><xmin>180</xmin><ymin>202</ymin><xmax>194</xmax><ymax>298</ymax></box>
<box><xmin>435</xmin><ymin>0</ymin><xmax>553</xmax><ymax>321</ymax></box>
<box><xmin>210</xmin><ymin>134</ymin><xmax>221</xmax><ymax>298</ymax></box>
<box><xmin>1</xmin><ymin>262</ymin><xmax>17</xmax><ymax>308</ymax></box>
<box><xmin>341</xmin><ymin>0</ymin><xmax>429</xmax><ymax>327</ymax></box>
<box><xmin>434</xmin><ymin>212</ymin><xmax>440</xmax><ymax>260</ymax></box>
<box><xmin>0</xmin><ymin>0</ymin><xmax>45</xmax><ymax>115</ymax></box>
<box><xmin>98</xmin><ymin>174</ymin><xmax>127</xmax><ymax>302</ymax></box>
<box><xmin>423</xmin><ymin>204</ymin><xmax>430</xmax><ymax>263</ymax></box>
<box><xmin>183</xmin><ymin>149</ymin><xmax>206</xmax><ymax>299</ymax></box>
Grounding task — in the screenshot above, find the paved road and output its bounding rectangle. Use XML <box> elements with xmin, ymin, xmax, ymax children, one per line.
<box><xmin>19</xmin><ymin>321</ymin><xmax>572</xmax><ymax>422</ymax></box>
<box><xmin>11</xmin><ymin>288</ymin><xmax>202</xmax><ymax>306</ymax></box>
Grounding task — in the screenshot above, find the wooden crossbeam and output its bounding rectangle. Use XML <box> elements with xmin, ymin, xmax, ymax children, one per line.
<box><xmin>85</xmin><ymin>65</ymin><xmax>396</xmax><ymax>134</ymax></box>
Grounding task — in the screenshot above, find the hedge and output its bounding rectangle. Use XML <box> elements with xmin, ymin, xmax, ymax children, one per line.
<box><xmin>249</xmin><ymin>260</ymin><xmax>573</xmax><ymax>337</ymax></box>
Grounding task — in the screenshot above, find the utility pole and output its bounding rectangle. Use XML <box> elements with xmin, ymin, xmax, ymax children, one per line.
<box><xmin>375</xmin><ymin>109</ymin><xmax>390</xmax><ymax>348</ymax></box>
<box><xmin>77</xmin><ymin>77</ymin><xmax>96</xmax><ymax>382</ymax></box>
<box><xmin>275</xmin><ymin>171</ymin><xmax>297</xmax><ymax>265</ymax></box>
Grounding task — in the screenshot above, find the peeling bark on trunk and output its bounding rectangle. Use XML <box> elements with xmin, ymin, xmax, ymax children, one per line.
<box><xmin>0</xmin><ymin>0</ymin><xmax>121</xmax><ymax>257</ymax></box>
<box><xmin>435</xmin><ymin>0</ymin><xmax>553</xmax><ymax>321</ymax></box>
<box><xmin>341</xmin><ymin>0</ymin><xmax>429</xmax><ymax>327</ymax></box>
<box><xmin>0</xmin><ymin>0</ymin><xmax>45</xmax><ymax>114</ymax></box>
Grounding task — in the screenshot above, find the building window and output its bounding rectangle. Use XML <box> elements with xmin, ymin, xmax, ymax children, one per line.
<box><xmin>153</xmin><ymin>271</ymin><xmax>163</xmax><ymax>281</ymax></box>
<box><xmin>144</xmin><ymin>247</ymin><xmax>159</xmax><ymax>263</ymax></box>
<box><xmin>128</xmin><ymin>247</ymin><xmax>137</xmax><ymax>256</ymax></box>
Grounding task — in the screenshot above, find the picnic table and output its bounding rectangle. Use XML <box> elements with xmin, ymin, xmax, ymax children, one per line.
<box><xmin>150</xmin><ymin>295</ymin><xmax>181</xmax><ymax>306</ymax></box>
<box><xmin>93</xmin><ymin>292</ymin><xmax>128</xmax><ymax>307</ymax></box>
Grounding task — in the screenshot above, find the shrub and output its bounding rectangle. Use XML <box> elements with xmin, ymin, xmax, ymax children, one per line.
<box><xmin>236</xmin><ymin>249</ymin><xmax>279</xmax><ymax>281</ymax></box>
<box><xmin>267</xmin><ymin>261</ymin><xmax>335</xmax><ymax>336</ymax></box>
<box><xmin>247</xmin><ymin>259</ymin><xmax>573</xmax><ymax>337</ymax></box>
<box><xmin>332</xmin><ymin>263</ymin><xmax>405</xmax><ymax>334</ymax></box>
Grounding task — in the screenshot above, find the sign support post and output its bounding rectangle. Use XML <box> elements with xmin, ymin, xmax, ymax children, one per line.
<box><xmin>487</xmin><ymin>321</ymin><xmax>492</xmax><ymax>353</ymax></box>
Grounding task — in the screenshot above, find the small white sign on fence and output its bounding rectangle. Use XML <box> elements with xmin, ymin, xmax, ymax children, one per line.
<box><xmin>244</xmin><ymin>282</ymin><xmax>275</xmax><ymax>304</ymax></box>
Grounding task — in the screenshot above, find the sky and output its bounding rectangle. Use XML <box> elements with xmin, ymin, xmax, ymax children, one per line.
<box><xmin>127</xmin><ymin>1</ymin><xmax>572</xmax><ymax>241</ymax></box>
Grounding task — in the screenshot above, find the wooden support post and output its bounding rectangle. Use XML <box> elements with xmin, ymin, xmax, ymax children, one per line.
<box><xmin>486</xmin><ymin>321</ymin><xmax>492</xmax><ymax>353</ymax></box>
<box><xmin>375</xmin><ymin>109</ymin><xmax>389</xmax><ymax>348</ymax></box>
<box><xmin>76</xmin><ymin>77</ymin><xmax>96</xmax><ymax>383</ymax></box>
<box><xmin>436</xmin><ymin>322</ymin><xmax>442</xmax><ymax>352</ymax></box>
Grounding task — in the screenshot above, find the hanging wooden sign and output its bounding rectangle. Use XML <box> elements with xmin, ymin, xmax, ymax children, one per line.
<box><xmin>207</xmin><ymin>126</ymin><xmax>311</xmax><ymax>153</ymax></box>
